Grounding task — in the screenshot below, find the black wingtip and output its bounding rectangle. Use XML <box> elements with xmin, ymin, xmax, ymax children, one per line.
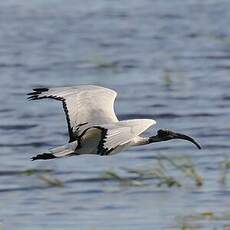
<box><xmin>33</xmin><ymin>88</ymin><xmax>49</xmax><ymax>92</ymax></box>
<box><xmin>27</xmin><ymin>95</ymin><xmax>39</xmax><ymax>100</ymax></box>
<box><xmin>27</xmin><ymin>92</ymin><xmax>39</xmax><ymax>96</ymax></box>
<box><xmin>31</xmin><ymin>153</ymin><xmax>56</xmax><ymax>161</ymax></box>
<box><xmin>27</xmin><ymin>88</ymin><xmax>49</xmax><ymax>100</ymax></box>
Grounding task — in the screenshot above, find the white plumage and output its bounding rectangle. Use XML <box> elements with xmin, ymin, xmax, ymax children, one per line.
<box><xmin>28</xmin><ymin>85</ymin><xmax>156</xmax><ymax>160</ymax></box>
<box><xmin>28</xmin><ymin>85</ymin><xmax>200</xmax><ymax>160</ymax></box>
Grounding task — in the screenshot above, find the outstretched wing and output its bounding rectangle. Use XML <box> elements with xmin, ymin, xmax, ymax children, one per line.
<box><xmin>27</xmin><ymin>85</ymin><xmax>118</xmax><ymax>142</ymax></box>
<box><xmin>82</xmin><ymin>119</ymin><xmax>156</xmax><ymax>155</ymax></box>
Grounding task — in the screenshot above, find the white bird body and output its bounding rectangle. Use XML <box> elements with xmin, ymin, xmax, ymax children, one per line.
<box><xmin>28</xmin><ymin>85</ymin><xmax>201</xmax><ymax>160</ymax></box>
<box><xmin>28</xmin><ymin>85</ymin><xmax>158</xmax><ymax>160</ymax></box>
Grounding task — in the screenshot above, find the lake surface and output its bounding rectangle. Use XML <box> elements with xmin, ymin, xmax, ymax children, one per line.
<box><xmin>0</xmin><ymin>0</ymin><xmax>230</xmax><ymax>229</ymax></box>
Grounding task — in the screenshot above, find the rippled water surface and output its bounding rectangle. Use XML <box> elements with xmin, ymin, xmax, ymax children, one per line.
<box><xmin>0</xmin><ymin>0</ymin><xmax>230</xmax><ymax>229</ymax></box>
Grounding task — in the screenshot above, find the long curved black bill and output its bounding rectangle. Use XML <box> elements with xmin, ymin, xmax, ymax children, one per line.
<box><xmin>173</xmin><ymin>132</ymin><xmax>201</xmax><ymax>149</ymax></box>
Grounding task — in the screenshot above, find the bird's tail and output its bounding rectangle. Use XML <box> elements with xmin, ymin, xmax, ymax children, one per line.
<box><xmin>31</xmin><ymin>141</ymin><xmax>78</xmax><ymax>161</ymax></box>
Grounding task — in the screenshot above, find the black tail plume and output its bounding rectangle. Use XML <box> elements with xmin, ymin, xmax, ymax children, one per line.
<box><xmin>31</xmin><ymin>153</ymin><xmax>56</xmax><ymax>161</ymax></box>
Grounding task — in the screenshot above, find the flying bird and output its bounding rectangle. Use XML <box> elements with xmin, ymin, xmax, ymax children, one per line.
<box><xmin>27</xmin><ymin>85</ymin><xmax>201</xmax><ymax>160</ymax></box>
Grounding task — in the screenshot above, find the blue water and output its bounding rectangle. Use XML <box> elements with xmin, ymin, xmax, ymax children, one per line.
<box><xmin>0</xmin><ymin>0</ymin><xmax>230</xmax><ymax>229</ymax></box>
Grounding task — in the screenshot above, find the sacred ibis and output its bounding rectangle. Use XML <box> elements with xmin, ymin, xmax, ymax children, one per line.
<box><xmin>27</xmin><ymin>85</ymin><xmax>201</xmax><ymax>160</ymax></box>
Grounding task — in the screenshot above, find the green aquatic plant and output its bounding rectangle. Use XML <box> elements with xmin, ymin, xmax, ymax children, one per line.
<box><xmin>87</xmin><ymin>55</ymin><xmax>119</xmax><ymax>70</ymax></box>
<box><xmin>19</xmin><ymin>169</ymin><xmax>53</xmax><ymax>176</ymax></box>
<box><xmin>158</xmin><ymin>154</ymin><xmax>203</xmax><ymax>186</ymax></box>
<box><xmin>180</xmin><ymin>223</ymin><xmax>201</xmax><ymax>230</ymax></box>
<box><xmin>219</xmin><ymin>155</ymin><xmax>230</xmax><ymax>185</ymax></box>
<box><xmin>39</xmin><ymin>173</ymin><xmax>64</xmax><ymax>187</ymax></box>
<box><xmin>19</xmin><ymin>168</ymin><xmax>63</xmax><ymax>187</ymax></box>
<box><xmin>101</xmin><ymin>170</ymin><xmax>121</xmax><ymax>180</ymax></box>
<box><xmin>163</xmin><ymin>69</ymin><xmax>173</xmax><ymax>87</ymax></box>
<box><xmin>177</xmin><ymin>211</ymin><xmax>230</xmax><ymax>230</ymax></box>
<box><xmin>121</xmin><ymin>154</ymin><xmax>203</xmax><ymax>188</ymax></box>
<box><xmin>122</xmin><ymin>159</ymin><xmax>181</xmax><ymax>188</ymax></box>
<box><xmin>100</xmin><ymin>170</ymin><xmax>146</xmax><ymax>187</ymax></box>
<box><xmin>149</xmin><ymin>158</ymin><xmax>182</xmax><ymax>187</ymax></box>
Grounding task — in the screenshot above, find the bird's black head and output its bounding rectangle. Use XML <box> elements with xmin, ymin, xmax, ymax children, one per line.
<box><xmin>152</xmin><ymin>129</ymin><xmax>201</xmax><ymax>149</ymax></box>
<box><xmin>157</xmin><ymin>129</ymin><xmax>174</xmax><ymax>139</ymax></box>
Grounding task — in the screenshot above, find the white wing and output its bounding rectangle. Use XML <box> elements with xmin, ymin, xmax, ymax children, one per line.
<box><xmin>28</xmin><ymin>85</ymin><xmax>118</xmax><ymax>142</ymax></box>
<box><xmin>83</xmin><ymin>119</ymin><xmax>156</xmax><ymax>155</ymax></box>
